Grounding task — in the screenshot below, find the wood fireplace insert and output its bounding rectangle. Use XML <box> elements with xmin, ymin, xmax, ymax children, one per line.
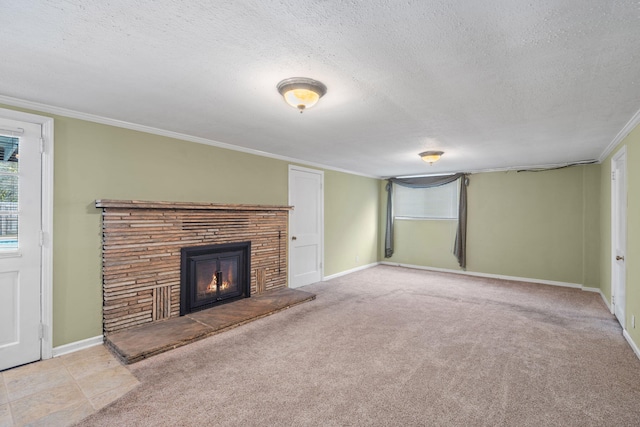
<box><xmin>180</xmin><ymin>241</ymin><xmax>251</xmax><ymax>315</ymax></box>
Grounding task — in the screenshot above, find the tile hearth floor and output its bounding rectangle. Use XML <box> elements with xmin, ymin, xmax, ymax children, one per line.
<box><xmin>0</xmin><ymin>344</ymin><xmax>139</xmax><ymax>427</ymax></box>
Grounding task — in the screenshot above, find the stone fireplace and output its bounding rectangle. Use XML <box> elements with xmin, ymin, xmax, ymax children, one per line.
<box><xmin>95</xmin><ymin>200</ymin><xmax>291</xmax><ymax>334</ymax></box>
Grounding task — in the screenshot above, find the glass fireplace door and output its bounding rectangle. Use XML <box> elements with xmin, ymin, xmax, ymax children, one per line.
<box><xmin>218</xmin><ymin>256</ymin><xmax>240</xmax><ymax>297</ymax></box>
<box><xmin>192</xmin><ymin>251</ymin><xmax>242</xmax><ymax>310</ymax></box>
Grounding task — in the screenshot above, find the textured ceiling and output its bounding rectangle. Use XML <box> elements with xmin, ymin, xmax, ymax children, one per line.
<box><xmin>1</xmin><ymin>0</ymin><xmax>639</xmax><ymax>177</ymax></box>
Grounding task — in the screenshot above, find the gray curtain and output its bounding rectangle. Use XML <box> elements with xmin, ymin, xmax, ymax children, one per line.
<box><xmin>384</xmin><ymin>173</ymin><xmax>469</xmax><ymax>268</ymax></box>
<box><xmin>384</xmin><ymin>181</ymin><xmax>394</xmax><ymax>258</ymax></box>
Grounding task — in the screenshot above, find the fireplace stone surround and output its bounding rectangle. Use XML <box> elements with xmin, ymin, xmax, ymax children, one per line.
<box><xmin>95</xmin><ymin>200</ymin><xmax>292</xmax><ymax>334</ymax></box>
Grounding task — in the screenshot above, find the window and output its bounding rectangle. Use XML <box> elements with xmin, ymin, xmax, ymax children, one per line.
<box><xmin>394</xmin><ymin>180</ymin><xmax>459</xmax><ymax>219</ymax></box>
<box><xmin>0</xmin><ymin>136</ymin><xmax>18</xmax><ymax>250</ymax></box>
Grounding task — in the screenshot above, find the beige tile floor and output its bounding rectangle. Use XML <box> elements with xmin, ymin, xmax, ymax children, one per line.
<box><xmin>0</xmin><ymin>345</ymin><xmax>139</xmax><ymax>427</ymax></box>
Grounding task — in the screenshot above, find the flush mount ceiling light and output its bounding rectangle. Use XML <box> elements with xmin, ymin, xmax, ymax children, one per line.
<box><xmin>419</xmin><ymin>150</ymin><xmax>444</xmax><ymax>165</ymax></box>
<box><xmin>277</xmin><ymin>77</ymin><xmax>327</xmax><ymax>113</ymax></box>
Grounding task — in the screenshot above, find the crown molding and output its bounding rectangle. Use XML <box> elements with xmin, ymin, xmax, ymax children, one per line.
<box><xmin>599</xmin><ymin>107</ymin><xmax>640</xmax><ymax>162</ymax></box>
<box><xmin>5</xmin><ymin>93</ymin><xmax>636</xmax><ymax>180</ymax></box>
<box><xmin>0</xmin><ymin>94</ymin><xmax>380</xmax><ymax>180</ymax></box>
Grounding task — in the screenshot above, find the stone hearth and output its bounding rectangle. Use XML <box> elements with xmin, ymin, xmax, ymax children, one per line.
<box><xmin>105</xmin><ymin>286</ymin><xmax>315</xmax><ymax>364</ymax></box>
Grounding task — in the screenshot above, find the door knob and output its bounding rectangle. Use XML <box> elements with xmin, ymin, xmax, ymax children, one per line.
<box><xmin>291</xmin><ymin>236</ymin><xmax>297</xmax><ymax>240</ymax></box>
<box><xmin>616</xmin><ymin>255</ymin><xmax>625</xmax><ymax>261</ymax></box>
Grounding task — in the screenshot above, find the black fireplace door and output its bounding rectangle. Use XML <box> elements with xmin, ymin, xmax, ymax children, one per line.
<box><xmin>181</xmin><ymin>242</ymin><xmax>251</xmax><ymax>315</ymax></box>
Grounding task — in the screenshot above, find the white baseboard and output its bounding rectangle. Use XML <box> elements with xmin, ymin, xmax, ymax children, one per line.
<box><xmin>582</xmin><ymin>287</ymin><xmax>613</xmax><ymax>312</ymax></box>
<box><xmin>52</xmin><ymin>335</ymin><xmax>104</xmax><ymax>358</ymax></box>
<box><xmin>623</xmin><ymin>330</ymin><xmax>640</xmax><ymax>361</ymax></box>
<box><xmin>379</xmin><ymin>261</ymin><xmax>587</xmax><ymax>289</ymax></box>
<box><xmin>597</xmin><ymin>289</ymin><xmax>612</xmax><ymax>311</ymax></box>
<box><xmin>323</xmin><ymin>262</ymin><xmax>379</xmax><ymax>281</ymax></box>
<box><xmin>351</xmin><ymin>262</ymin><xmax>609</xmax><ymax>303</ymax></box>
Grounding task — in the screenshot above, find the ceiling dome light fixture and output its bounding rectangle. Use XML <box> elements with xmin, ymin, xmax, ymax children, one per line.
<box><xmin>419</xmin><ymin>150</ymin><xmax>444</xmax><ymax>165</ymax></box>
<box><xmin>277</xmin><ymin>77</ymin><xmax>327</xmax><ymax>113</ymax></box>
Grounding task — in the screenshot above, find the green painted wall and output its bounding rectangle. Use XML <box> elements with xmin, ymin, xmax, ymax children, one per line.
<box><xmin>324</xmin><ymin>171</ymin><xmax>379</xmax><ymax>276</ymax></box>
<box><xmin>600</xmin><ymin>157</ymin><xmax>612</xmax><ymax>302</ymax></box>
<box><xmin>1</xmin><ymin>104</ymin><xmax>381</xmax><ymax>347</ymax></box>
<box><xmin>381</xmin><ymin>165</ymin><xmax>601</xmax><ymax>285</ymax></box>
<box><xmin>600</xmin><ymin>123</ymin><xmax>640</xmax><ymax>347</ymax></box>
<box><xmin>52</xmin><ymin>117</ymin><xmax>289</xmax><ymax>346</ymax></box>
<box><xmin>385</xmin><ymin>219</ymin><xmax>460</xmax><ymax>269</ymax></box>
<box><xmin>626</xmin><ymin>126</ymin><xmax>640</xmax><ymax>347</ymax></box>
<box><xmin>582</xmin><ymin>165</ymin><xmax>602</xmax><ymax>289</ymax></box>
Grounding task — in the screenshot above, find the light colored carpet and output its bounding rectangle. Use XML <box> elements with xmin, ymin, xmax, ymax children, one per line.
<box><xmin>77</xmin><ymin>265</ymin><xmax>640</xmax><ymax>426</ymax></box>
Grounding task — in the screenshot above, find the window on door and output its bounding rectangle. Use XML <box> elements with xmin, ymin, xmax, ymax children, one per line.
<box><xmin>0</xmin><ymin>136</ymin><xmax>19</xmax><ymax>250</ymax></box>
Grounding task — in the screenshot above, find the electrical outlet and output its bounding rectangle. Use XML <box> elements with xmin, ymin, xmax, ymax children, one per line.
<box><xmin>355</xmin><ymin>255</ymin><xmax>359</xmax><ymax>263</ymax></box>
<box><xmin>633</xmin><ymin>315</ymin><xmax>636</xmax><ymax>329</ymax></box>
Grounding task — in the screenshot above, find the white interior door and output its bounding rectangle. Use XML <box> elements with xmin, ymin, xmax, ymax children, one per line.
<box><xmin>0</xmin><ymin>117</ymin><xmax>42</xmax><ymax>371</ymax></box>
<box><xmin>288</xmin><ymin>165</ymin><xmax>323</xmax><ymax>288</ymax></box>
<box><xmin>611</xmin><ymin>149</ymin><xmax>627</xmax><ymax>328</ymax></box>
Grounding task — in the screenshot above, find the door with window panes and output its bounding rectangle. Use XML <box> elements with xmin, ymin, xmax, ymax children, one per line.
<box><xmin>0</xmin><ymin>118</ymin><xmax>42</xmax><ymax>371</ymax></box>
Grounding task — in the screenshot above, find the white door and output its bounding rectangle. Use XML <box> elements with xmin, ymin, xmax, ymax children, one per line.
<box><xmin>288</xmin><ymin>165</ymin><xmax>323</xmax><ymax>288</ymax></box>
<box><xmin>611</xmin><ymin>148</ymin><xmax>627</xmax><ymax>328</ymax></box>
<box><xmin>0</xmin><ymin>118</ymin><xmax>42</xmax><ymax>371</ymax></box>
